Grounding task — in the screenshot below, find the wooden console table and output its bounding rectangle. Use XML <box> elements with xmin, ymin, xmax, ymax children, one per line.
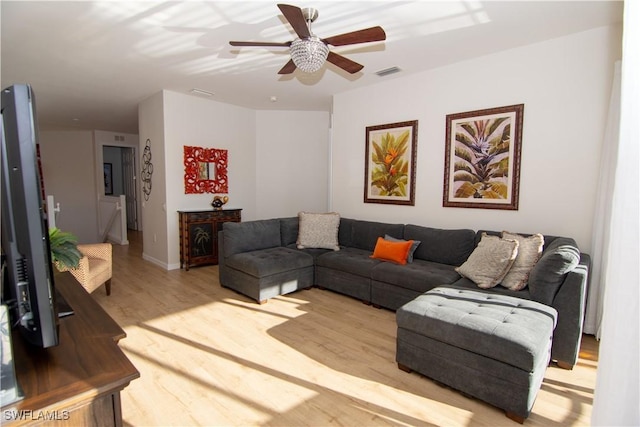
<box><xmin>1</xmin><ymin>273</ymin><xmax>139</xmax><ymax>426</ymax></box>
<box><xmin>178</xmin><ymin>209</ymin><xmax>242</xmax><ymax>270</ymax></box>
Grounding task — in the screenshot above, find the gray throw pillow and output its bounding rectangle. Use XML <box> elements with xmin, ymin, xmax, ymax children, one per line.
<box><xmin>455</xmin><ymin>233</ymin><xmax>519</xmax><ymax>289</ymax></box>
<box><xmin>384</xmin><ymin>234</ymin><xmax>421</xmax><ymax>263</ymax></box>
<box><xmin>528</xmin><ymin>237</ymin><xmax>580</xmax><ymax>305</ymax></box>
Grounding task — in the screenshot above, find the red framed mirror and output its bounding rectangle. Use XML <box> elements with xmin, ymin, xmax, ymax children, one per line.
<box><xmin>184</xmin><ymin>146</ymin><xmax>228</xmax><ymax>194</ymax></box>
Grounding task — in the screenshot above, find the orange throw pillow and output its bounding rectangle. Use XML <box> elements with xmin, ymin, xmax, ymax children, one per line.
<box><xmin>370</xmin><ymin>237</ymin><xmax>414</xmax><ymax>265</ymax></box>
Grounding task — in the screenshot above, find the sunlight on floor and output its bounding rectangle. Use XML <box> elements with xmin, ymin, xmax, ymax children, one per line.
<box><xmin>94</xmin><ymin>249</ymin><xmax>598</xmax><ymax>426</ymax></box>
<box><xmin>115</xmin><ymin>297</ymin><xmax>488</xmax><ymax>426</ymax></box>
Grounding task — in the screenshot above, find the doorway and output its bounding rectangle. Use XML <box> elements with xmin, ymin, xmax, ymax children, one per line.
<box><xmin>103</xmin><ymin>145</ymin><xmax>138</xmax><ymax>230</ymax></box>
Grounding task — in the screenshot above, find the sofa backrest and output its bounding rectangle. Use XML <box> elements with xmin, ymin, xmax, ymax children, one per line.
<box><xmin>279</xmin><ymin>217</ymin><xmax>299</xmax><ymax>246</ymax></box>
<box><xmin>280</xmin><ymin>216</ymin><xmax>362</xmax><ymax>249</ymax></box>
<box><xmin>337</xmin><ymin>218</ymin><xmax>356</xmax><ymax>247</ymax></box>
<box><xmin>404</xmin><ymin>224</ymin><xmax>476</xmax><ymax>266</ymax></box>
<box><xmin>475</xmin><ymin>230</ymin><xmax>563</xmax><ymax>249</ymax></box>
<box><xmin>346</xmin><ymin>219</ymin><xmax>404</xmax><ymax>251</ymax></box>
<box><xmin>222</xmin><ymin>219</ymin><xmax>281</xmax><ymax>257</ymax></box>
<box><xmin>476</xmin><ymin>230</ymin><xmax>581</xmax><ymax>305</ymax></box>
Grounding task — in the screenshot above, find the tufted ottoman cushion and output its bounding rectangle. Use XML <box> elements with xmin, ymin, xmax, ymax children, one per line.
<box><xmin>396</xmin><ymin>286</ymin><xmax>557</xmax><ymax>422</ymax></box>
<box><xmin>223</xmin><ymin>247</ymin><xmax>314</xmax><ymax>303</ymax></box>
<box><xmin>226</xmin><ymin>247</ymin><xmax>313</xmax><ymax>278</ymax></box>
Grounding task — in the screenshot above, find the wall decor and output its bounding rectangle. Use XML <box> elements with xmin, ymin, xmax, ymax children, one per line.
<box><xmin>443</xmin><ymin>104</ymin><xmax>524</xmax><ymax>210</ymax></box>
<box><xmin>103</xmin><ymin>163</ymin><xmax>113</xmax><ymax>195</ymax></box>
<box><xmin>364</xmin><ymin>120</ymin><xmax>418</xmax><ymax>206</ymax></box>
<box><xmin>141</xmin><ymin>139</ymin><xmax>153</xmax><ymax>201</ymax></box>
<box><xmin>184</xmin><ymin>146</ymin><xmax>228</xmax><ymax>194</ymax></box>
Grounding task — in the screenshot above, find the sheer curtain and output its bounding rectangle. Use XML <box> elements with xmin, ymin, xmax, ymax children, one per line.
<box><xmin>591</xmin><ymin>0</ymin><xmax>640</xmax><ymax>425</ymax></box>
<box><xmin>584</xmin><ymin>61</ymin><xmax>620</xmax><ymax>338</ymax></box>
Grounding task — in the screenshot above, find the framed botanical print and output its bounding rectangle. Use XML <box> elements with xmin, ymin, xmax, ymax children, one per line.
<box><xmin>364</xmin><ymin>120</ymin><xmax>418</xmax><ymax>206</ymax></box>
<box><xmin>443</xmin><ymin>104</ymin><xmax>524</xmax><ymax>210</ymax></box>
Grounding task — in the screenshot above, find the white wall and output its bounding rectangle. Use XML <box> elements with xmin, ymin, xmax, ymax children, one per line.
<box><xmin>331</xmin><ymin>25</ymin><xmax>622</xmax><ymax>253</ymax></box>
<box><xmin>138</xmin><ymin>91</ymin><xmax>167</xmax><ymax>267</ymax></box>
<box><xmin>38</xmin><ymin>130</ymin><xmax>100</xmax><ymax>243</ymax></box>
<box><xmin>137</xmin><ymin>92</ymin><xmax>332</xmax><ymax>269</ymax></box>
<box><xmin>162</xmin><ymin>91</ymin><xmax>257</xmax><ymax>269</ymax></box>
<box><xmin>255</xmin><ymin>110</ymin><xmax>331</xmax><ymax>219</ymax></box>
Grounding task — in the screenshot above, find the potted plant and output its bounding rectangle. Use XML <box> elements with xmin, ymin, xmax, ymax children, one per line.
<box><xmin>48</xmin><ymin>227</ymin><xmax>82</xmax><ymax>270</ymax></box>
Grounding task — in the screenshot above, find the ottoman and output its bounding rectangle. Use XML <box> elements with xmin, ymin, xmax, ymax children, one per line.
<box><xmin>396</xmin><ymin>286</ymin><xmax>557</xmax><ymax>423</ymax></box>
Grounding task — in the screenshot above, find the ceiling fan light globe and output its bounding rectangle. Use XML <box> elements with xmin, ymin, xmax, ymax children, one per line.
<box><xmin>290</xmin><ymin>37</ymin><xmax>329</xmax><ymax>73</ymax></box>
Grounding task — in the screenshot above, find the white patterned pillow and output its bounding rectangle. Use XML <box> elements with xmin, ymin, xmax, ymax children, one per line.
<box><xmin>456</xmin><ymin>233</ymin><xmax>519</xmax><ymax>289</ymax></box>
<box><xmin>296</xmin><ymin>212</ymin><xmax>340</xmax><ymax>251</ymax></box>
<box><xmin>500</xmin><ymin>232</ymin><xmax>544</xmax><ymax>291</ymax></box>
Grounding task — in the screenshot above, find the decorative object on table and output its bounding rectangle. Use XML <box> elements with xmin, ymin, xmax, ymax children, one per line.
<box><xmin>48</xmin><ymin>227</ymin><xmax>82</xmax><ymax>269</ymax></box>
<box><xmin>103</xmin><ymin>163</ymin><xmax>113</xmax><ymax>195</ymax></box>
<box><xmin>141</xmin><ymin>139</ymin><xmax>153</xmax><ymax>201</ymax></box>
<box><xmin>364</xmin><ymin>120</ymin><xmax>418</xmax><ymax>206</ymax></box>
<box><xmin>229</xmin><ymin>4</ymin><xmax>386</xmax><ymax>75</ymax></box>
<box><xmin>184</xmin><ymin>146</ymin><xmax>228</xmax><ymax>194</ymax></box>
<box><xmin>443</xmin><ymin>104</ymin><xmax>524</xmax><ymax>210</ymax></box>
<box><xmin>211</xmin><ymin>195</ymin><xmax>229</xmax><ymax>210</ymax></box>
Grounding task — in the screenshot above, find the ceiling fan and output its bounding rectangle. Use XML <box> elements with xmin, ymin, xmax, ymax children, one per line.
<box><xmin>229</xmin><ymin>4</ymin><xmax>386</xmax><ymax>75</ymax></box>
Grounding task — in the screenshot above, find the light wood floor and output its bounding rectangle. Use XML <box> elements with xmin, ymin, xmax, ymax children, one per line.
<box><xmin>92</xmin><ymin>231</ymin><xmax>599</xmax><ymax>426</ymax></box>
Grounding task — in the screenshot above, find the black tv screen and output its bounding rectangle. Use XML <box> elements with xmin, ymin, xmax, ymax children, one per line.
<box><xmin>1</xmin><ymin>83</ymin><xmax>59</xmax><ymax>348</ymax></box>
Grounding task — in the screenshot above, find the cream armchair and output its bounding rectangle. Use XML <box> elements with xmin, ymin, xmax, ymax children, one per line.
<box><xmin>57</xmin><ymin>243</ymin><xmax>113</xmax><ymax>295</ymax></box>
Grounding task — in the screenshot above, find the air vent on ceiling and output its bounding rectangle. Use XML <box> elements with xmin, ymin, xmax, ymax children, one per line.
<box><xmin>375</xmin><ymin>66</ymin><xmax>402</xmax><ymax>77</ymax></box>
<box><xmin>190</xmin><ymin>88</ymin><xmax>214</xmax><ymax>97</ymax></box>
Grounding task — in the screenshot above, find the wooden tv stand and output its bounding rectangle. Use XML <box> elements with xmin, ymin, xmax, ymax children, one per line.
<box><xmin>1</xmin><ymin>273</ymin><xmax>139</xmax><ymax>426</ymax></box>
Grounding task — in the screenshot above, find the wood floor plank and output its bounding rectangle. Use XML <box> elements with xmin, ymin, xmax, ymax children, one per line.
<box><xmin>90</xmin><ymin>231</ymin><xmax>599</xmax><ymax>426</ymax></box>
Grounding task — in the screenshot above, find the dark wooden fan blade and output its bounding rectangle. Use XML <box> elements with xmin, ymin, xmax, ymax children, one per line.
<box><xmin>326</xmin><ymin>51</ymin><xmax>363</xmax><ymax>74</ymax></box>
<box><xmin>277</xmin><ymin>4</ymin><xmax>311</xmax><ymax>39</ymax></box>
<box><xmin>323</xmin><ymin>26</ymin><xmax>386</xmax><ymax>46</ymax></box>
<box><xmin>230</xmin><ymin>41</ymin><xmax>291</xmax><ymax>47</ymax></box>
<box><xmin>278</xmin><ymin>59</ymin><xmax>297</xmax><ymax>75</ymax></box>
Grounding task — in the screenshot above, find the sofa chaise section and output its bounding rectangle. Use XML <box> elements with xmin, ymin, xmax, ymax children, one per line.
<box><xmin>219</xmin><ymin>219</ymin><xmax>314</xmax><ymax>303</ymax></box>
<box><xmin>448</xmin><ymin>231</ymin><xmax>590</xmax><ymax>368</ymax></box>
<box><xmin>396</xmin><ymin>287</ymin><xmax>558</xmax><ymax>422</ymax></box>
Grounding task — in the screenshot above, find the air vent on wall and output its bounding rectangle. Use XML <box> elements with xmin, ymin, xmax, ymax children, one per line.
<box><xmin>375</xmin><ymin>66</ymin><xmax>402</xmax><ymax>77</ymax></box>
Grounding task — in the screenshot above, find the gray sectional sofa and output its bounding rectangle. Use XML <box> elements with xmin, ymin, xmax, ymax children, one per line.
<box><xmin>218</xmin><ymin>216</ymin><xmax>590</xmax><ymax>369</ymax></box>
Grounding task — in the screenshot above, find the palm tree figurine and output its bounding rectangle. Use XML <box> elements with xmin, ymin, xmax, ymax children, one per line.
<box><xmin>193</xmin><ymin>227</ymin><xmax>211</xmax><ymax>256</ymax></box>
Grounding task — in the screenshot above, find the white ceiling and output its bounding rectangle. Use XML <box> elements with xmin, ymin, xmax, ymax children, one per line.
<box><xmin>1</xmin><ymin>1</ymin><xmax>623</xmax><ymax>134</ymax></box>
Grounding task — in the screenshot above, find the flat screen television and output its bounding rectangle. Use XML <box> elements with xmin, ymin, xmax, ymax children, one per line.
<box><xmin>1</xmin><ymin>83</ymin><xmax>59</xmax><ymax>349</ymax></box>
